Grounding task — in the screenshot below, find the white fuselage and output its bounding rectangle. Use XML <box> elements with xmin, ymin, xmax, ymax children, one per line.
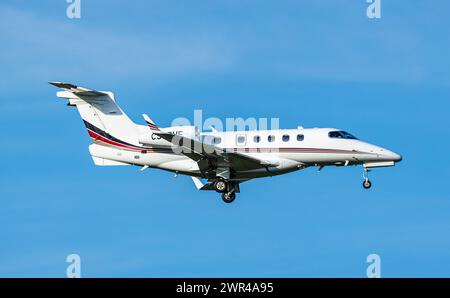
<box><xmin>89</xmin><ymin>126</ymin><xmax>402</xmax><ymax>180</ymax></box>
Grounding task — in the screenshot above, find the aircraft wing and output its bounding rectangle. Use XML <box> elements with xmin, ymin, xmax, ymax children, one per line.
<box><xmin>142</xmin><ymin>115</ymin><xmax>273</xmax><ymax>173</ymax></box>
<box><xmin>156</xmin><ymin>130</ymin><xmax>271</xmax><ymax>171</ymax></box>
<box><xmin>222</xmin><ymin>150</ymin><xmax>272</xmax><ymax>171</ymax></box>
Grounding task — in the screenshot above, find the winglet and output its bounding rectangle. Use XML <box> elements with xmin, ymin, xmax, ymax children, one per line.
<box><xmin>142</xmin><ymin>114</ymin><xmax>160</xmax><ymax>131</ymax></box>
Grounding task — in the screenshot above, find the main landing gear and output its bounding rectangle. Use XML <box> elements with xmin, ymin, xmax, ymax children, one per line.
<box><xmin>213</xmin><ymin>180</ymin><xmax>227</xmax><ymax>193</ymax></box>
<box><xmin>221</xmin><ymin>191</ymin><xmax>236</xmax><ymax>203</ymax></box>
<box><xmin>362</xmin><ymin>168</ymin><xmax>372</xmax><ymax>189</ymax></box>
<box><xmin>213</xmin><ymin>179</ymin><xmax>238</xmax><ymax>203</ymax></box>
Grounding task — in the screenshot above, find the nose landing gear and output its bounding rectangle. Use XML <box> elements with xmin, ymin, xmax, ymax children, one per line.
<box><xmin>362</xmin><ymin>168</ymin><xmax>372</xmax><ymax>189</ymax></box>
<box><xmin>363</xmin><ymin>179</ymin><xmax>372</xmax><ymax>189</ymax></box>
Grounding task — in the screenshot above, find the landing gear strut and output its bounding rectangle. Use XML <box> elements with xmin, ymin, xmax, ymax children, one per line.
<box><xmin>362</xmin><ymin>168</ymin><xmax>372</xmax><ymax>189</ymax></box>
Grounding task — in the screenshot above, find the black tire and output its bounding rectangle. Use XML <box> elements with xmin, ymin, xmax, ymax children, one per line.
<box><xmin>214</xmin><ymin>180</ymin><xmax>227</xmax><ymax>193</ymax></box>
<box><xmin>363</xmin><ymin>180</ymin><xmax>372</xmax><ymax>189</ymax></box>
<box><xmin>222</xmin><ymin>192</ymin><xmax>236</xmax><ymax>203</ymax></box>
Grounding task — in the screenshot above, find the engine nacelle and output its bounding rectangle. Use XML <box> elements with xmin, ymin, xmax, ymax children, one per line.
<box><xmin>139</xmin><ymin>125</ymin><xmax>199</xmax><ymax>147</ymax></box>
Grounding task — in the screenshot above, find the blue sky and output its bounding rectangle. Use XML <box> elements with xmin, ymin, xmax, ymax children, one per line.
<box><xmin>1</xmin><ymin>0</ymin><xmax>450</xmax><ymax>277</ymax></box>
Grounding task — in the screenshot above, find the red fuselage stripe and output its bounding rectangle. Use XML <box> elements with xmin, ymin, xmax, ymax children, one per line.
<box><xmin>88</xmin><ymin>129</ymin><xmax>147</xmax><ymax>151</ymax></box>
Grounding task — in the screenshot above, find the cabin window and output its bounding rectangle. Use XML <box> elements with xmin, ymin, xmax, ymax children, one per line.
<box><xmin>237</xmin><ymin>135</ymin><xmax>246</xmax><ymax>145</ymax></box>
<box><xmin>268</xmin><ymin>135</ymin><xmax>275</xmax><ymax>142</ymax></box>
<box><xmin>213</xmin><ymin>137</ymin><xmax>221</xmax><ymax>145</ymax></box>
<box><xmin>297</xmin><ymin>134</ymin><xmax>304</xmax><ymax>141</ymax></box>
<box><xmin>282</xmin><ymin>135</ymin><xmax>290</xmax><ymax>142</ymax></box>
<box><xmin>254</xmin><ymin>135</ymin><xmax>260</xmax><ymax>143</ymax></box>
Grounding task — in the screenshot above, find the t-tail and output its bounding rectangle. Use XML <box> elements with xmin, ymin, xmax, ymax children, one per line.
<box><xmin>50</xmin><ymin>82</ymin><xmax>142</xmax><ymax>166</ymax></box>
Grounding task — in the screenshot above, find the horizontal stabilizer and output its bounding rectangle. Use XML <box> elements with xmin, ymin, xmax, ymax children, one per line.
<box><xmin>50</xmin><ymin>81</ymin><xmax>121</xmax><ymax>114</ymax></box>
<box><xmin>49</xmin><ymin>82</ymin><xmax>107</xmax><ymax>96</ymax></box>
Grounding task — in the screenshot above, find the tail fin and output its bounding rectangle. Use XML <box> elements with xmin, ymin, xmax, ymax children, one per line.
<box><xmin>50</xmin><ymin>82</ymin><xmax>139</xmax><ymax>144</ymax></box>
<box><xmin>51</xmin><ymin>82</ymin><xmax>143</xmax><ymax>166</ymax></box>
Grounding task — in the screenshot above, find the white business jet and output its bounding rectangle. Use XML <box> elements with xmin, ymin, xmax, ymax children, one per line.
<box><xmin>51</xmin><ymin>82</ymin><xmax>402</xmax><ymax>203</ymax></box>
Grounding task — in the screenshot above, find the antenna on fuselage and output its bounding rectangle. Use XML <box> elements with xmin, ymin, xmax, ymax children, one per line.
<box><xmin>210</xmin><ymin>126</ymin><xmax>218</xmax><ymax>133</ymax></box>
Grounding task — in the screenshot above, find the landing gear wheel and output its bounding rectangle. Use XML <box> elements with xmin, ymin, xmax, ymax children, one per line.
<box><xmin>363</xmin><ymin>179</ymin><xmax>372</xmax><ymax>189</ymax></box>
<box><xmin>362</xmin><ymin>167</ymin><xmax>372</xmax><ymax>189</ymax></box>
<box><xmin>214</xmin><ymin>180</ymin><xmax>227</xmax><ymax>193</ymax></box>
<box><xmin>222</xmin><ymin>192</ymin><xmax>236</xmax><ymax>203</ymax></box>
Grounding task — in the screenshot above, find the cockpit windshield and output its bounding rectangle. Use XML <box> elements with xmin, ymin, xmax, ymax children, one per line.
<box><xmin>328</xmin><ymin>130</ymin><xmax>358</xmax><ymax>140</ymax></box>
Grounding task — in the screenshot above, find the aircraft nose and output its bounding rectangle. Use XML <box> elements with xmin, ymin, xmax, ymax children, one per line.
<box><xmin>363</xmin><ymin>143</ymin><xmax>402</xmax><ymax>162</ymax></box>
<box><xmin>384</xmin><ymin>150</ymin><xmax>402</xmax><ymax>162</ymax></box>
<box><xmin>392</xmin><ymin>152</ymin><xmax>402</xmax><ymax>162</ymax></box>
